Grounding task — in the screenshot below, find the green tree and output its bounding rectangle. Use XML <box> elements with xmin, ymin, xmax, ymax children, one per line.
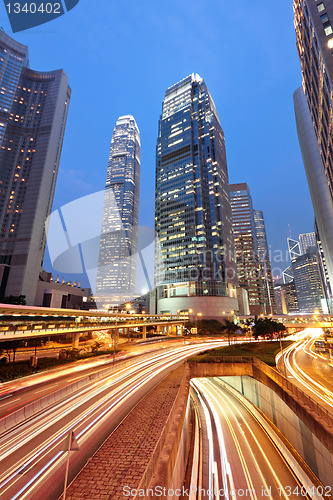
<box><xmin>252</xmin><ymin>318</ymin><xmax>273</xmax><ymax>340</ymax></box>
<box><xmin>222</xmin><ymin>319</ymin><xmax>238</xmax><ymax>345</ymax></box>
<box><xmin>0</xmin><ymin>295</ymin><xmax>26</xmax><ymax>305</ymax></box>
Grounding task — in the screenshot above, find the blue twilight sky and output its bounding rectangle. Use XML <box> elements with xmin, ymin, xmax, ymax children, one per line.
<box><xmin>0</xmin><ymin>0</ymin><xmax>314</xmax><ymax>287</ymax></box>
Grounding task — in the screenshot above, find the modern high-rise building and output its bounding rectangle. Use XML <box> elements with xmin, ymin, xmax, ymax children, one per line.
<box><xmin>283</xmin><ymin>233</ymin><xmax>326</xmax><ymax>313</ymax></box>
<box><xmin>229</xmin><ymin>183</ymin><xmax>265</xmax><ymax>315</ymax></box>
<box><xmin>292</xmin><ymin>249</ymin><xmax>326</xmax><ymax>313</ymax></box>
<box><xmin>0</xmin><ymin>31</ymin><xmax>70</xmax><ymax>305</ymax></box>
<box><xmin>254</xmin><ymin>209</ymin><xmax>276</xmax><ymax>314</ymax></box>
<box><xmin>299</xmin><ymin>232</ymin><xmax>316</xmax><ymax>254</ymax></box>
<box><xmin>293</xmin><ymin>0</ymin><xmax>333</xmax><ymax>310</ymax></box>
<box><xmin>154</xmin><ymin>74</ymin><xmax>239</xmax><ymax>317</ymax></box>
<box><xmin>96</xmin><ymin>115</ymin><xmax>140</xmax><ymax>307</ymax></box>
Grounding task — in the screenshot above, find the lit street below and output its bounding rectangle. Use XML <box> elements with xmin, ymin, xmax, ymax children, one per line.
<box><xmin>277</xmin><ymin>329</ymin><xmax>333</xmax><ymax>412</ymax></box>
<box><xmin>191</xmin><ymin>378</ymin><xmax>307</xmax><ymax>500</ymax></box>
<box><xmin>0</xmin><ymin>340</ymin><xmax>226</xmax><ymax>500</ymax></box>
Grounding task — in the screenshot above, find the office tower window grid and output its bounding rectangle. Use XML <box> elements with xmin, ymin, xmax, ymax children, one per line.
<box><xmin>0</xmin><ymin>31</ymin><xmax>70</xmax><ymax>304</ymax></box>
<box><xmin>253</xmin><ymin>209</ymin><xmax>276</xmax><ymax>314</ymax></box>
<box><xmin>229</xmin><ymin>184</ymin><xmax>265</xmax><ymax>314</ymax></box>
<box><xmin>155</xmin><ymin>74</ymin><xmax>238</xmax><ymax>300</ymax></box>
<box><xmin>299</xmin><ymin>231</ymin><xmax>316</xmax><ymax>254</ymax></box>
<box><xmin>294</xmin><ymin>0</ymin><xmax>333</xmax><ymax>196</ymax></box>
<box><xmin>96</xmin><ymin>115</ymin><xmax>140</xmax><ymax>305</ymax></box>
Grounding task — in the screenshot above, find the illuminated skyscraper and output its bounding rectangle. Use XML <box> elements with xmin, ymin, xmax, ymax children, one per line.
<box><xmin>229</xmin><ymin>184</ymin><xmax>265</xmax><ymax>315</ymax></box>
<box><xmin>254</xmin><ymin>209</ymin><xmax>276</xmax><ymax>314</ymax></box>
<box><xmin>299</xmin><ymin>232</ymin><xmax>316</xmax><ymax>254</ymax></box>
<box><xmin>96</xmin><ymin>115</ymin><xmax>140</xmax><ymax>307</ymax></box>
<box><xmin>0</xmin><ymin>31</ymin><xmax>70</xmax><ymax>305</ymax></box>
<box><xmin>294</xmin><ymin>0</ymin><xmax>333</xmax><ymax>310</ymax></box>
<box><xmin>155</xmin><ymin>74</ymin><xmax>239</xmax><ymax>317</ymax></box>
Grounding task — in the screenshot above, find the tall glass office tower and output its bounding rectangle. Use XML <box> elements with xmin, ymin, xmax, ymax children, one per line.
<box><xmin>254</xmin><ymin>210</ymin><xmax>276</xmax><ymax>314</ymax></box>
<box><xmin>0</xmin><ymin>31</ymin><xmax>70</xmax><ymax>305</ymax></box>
<box><xmin>293</xmin><ymin>0</ymin><xmax>333</xmax><ymax>310</ymax></box>
<box><xmin>229</xmin><ymin>184</ymin><xmax>265</xmax><ymax>315</ymax></box>
<box><xmin>96</xmin><ymin>115</ymin><xmax>140</xmax><ymax>307</ymax></box>
<box><xmin>155</xmin><ymin>74</ymin><xmax>239</xmax><ymax>317</ymax></box>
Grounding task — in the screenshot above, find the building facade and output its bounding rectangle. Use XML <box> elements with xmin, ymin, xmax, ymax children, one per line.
<box><xmin>299</xmin><ymin>231</ymin><xmax>316</xmax><ymax>254</ymax></box>
<box><xmin>155</xmin><ymin>74</ymin><xmax>239</xmax><ymax>317</ymax></box>
<box><xmin>283</xmin><ymin>233</ymin><xmax>326</xmax><ymax>313</ymax></box>
<box><xmin>0</xmin><ymin>31</ymin><xmax>70</xmax><ymax>305</ymax></box>
<box><xmin>96</xmin><ymin>115</ymin><xmax>140</xmax><ymax>307</ymax></box>
<box><xmin>292</xmin><ymin>250</ymin><xmax>326</xmax><ymax>313</ymax></box>
<box><xmin>229</xmin><ymin>183</ymin><xmax>265</xmax><ymax>315</ymax></box>
<box><xmin>254</xmin><ymin>209</ymin><xmax>276</xmax><ymax>314</ymax></box>
<box><xmin>293</xmin><ymin>0</ymin><xmax>333</xmax><ymax>310</ymax></box>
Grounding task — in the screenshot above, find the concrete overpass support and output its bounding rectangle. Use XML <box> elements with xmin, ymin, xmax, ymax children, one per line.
<box><xmin>142</xmin><ymin>326</ymin><xmax>147</xmax><ymax>339</ymax></box>
<box><xmin>171</xmin><ymin>325</ymin><xmax>177</xmax><ymax>336</ymax></box>
<box><xmin>72</xmin><ymin>332</ymin><xmax>80</xmax><ymax>349</ymax></box>
<box><xmin>156</xmin><ymin>325</ymin><xmax>162</xmax><ymax>335</ymax></box>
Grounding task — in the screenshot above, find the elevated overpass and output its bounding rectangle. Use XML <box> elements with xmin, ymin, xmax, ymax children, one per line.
<box><xmin>0</xmin><ymin>304</ymin><xmax>187</xmax><ymax>346</ymax></box>
<box><xmin>238</xmin><ymin>314</ymin><xmax>333</xmax><ymax>333</ymax></box>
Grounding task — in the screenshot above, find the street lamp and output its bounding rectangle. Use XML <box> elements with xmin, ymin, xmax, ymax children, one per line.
<box><xmin>196</xmin><ymin>312</ymin><xmax>202</xmax><ymax>332</ymax></box>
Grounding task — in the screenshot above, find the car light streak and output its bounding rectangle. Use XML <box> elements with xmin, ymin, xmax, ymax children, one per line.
<box><xmin>192</xmin><ymin>379</ymin><xmax>235</xmax><ymax>500</ymax></box>
<box><xmin>281</xmin><ymin>335</ymin><xmax>333</xmax><ymax>407</ymax></box>
<box><xmin>210</xmin><ymin>379</ymin><xmax>289</xmax><ymax>499</ymax></box>
<box><xmin>0</xmin><ymin>342</ymin><xmax>226</xmax><ymax>499</ymax></box>
<box><xmin>192</xmin><ymin>378</ymin><xmax>301</xmax><ymax>500</ymax></box>
<box><xmin>193</xmin><ymin>379</ymin><xmax>257</xmax><ymax>500</ymax></box>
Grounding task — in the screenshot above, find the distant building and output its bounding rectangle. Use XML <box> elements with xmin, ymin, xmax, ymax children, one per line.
<box><xmin>283</xmin><ymin>281</ymin><xmax>300</xmax><ymax>315</ymax></box>
<box><xmin>274</xmin><ymin>280</ymin><xmax>299</xmax><ymax>315</ymax></box>
<box><xmin>229</xmin><ymin>183</ymin><xmax>265</xmax><ymax>315</ymax></box>
<box><xmin>283</xmin><ymin>233</ymin><xmax>326</xmax><ymax>314</ymax></box>
<box><xmin>0</xmin><ymin>31</ymin><xmax>70</xmax><ymax>305</ymax></box>
<box><xmin>293</xmin><ymin>250</ymin><xmax>326</xmax><ymax>314</ymax></box>
<box><xmin>287</xmin><ymin>238</ymin><xmax>302</xmax><ymax>261</ymax></box>
<box><xmin>154</xmin><ymin>74</ymin><xmax>239</xmax><ymax>318</ymax></box>
<box><xmin>35</xmin><ymin>271</ymin><xmax>92</xmax><ymax>309</ymax></box>
<box><xmin>253</xmin><ymin>210</ymin><xmax>276</xmax><ymax>314</ymax></box>
<box><xmin>96</xmin><ymin>116</ymin><xmax>141</xmax><ymax>308</ymax></box>
<box><xmin>294</xmin><ymin>0</ymin><xmax>333</xmax><ymax>310</ymax></box>
<box><xmin>299</xmin><ymin>232</ymin><xmax>316</xmax><ymax>254</ymax></box>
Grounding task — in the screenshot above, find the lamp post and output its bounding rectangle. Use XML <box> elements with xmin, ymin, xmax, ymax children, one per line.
<box><xmin>196</xmin><ymin>312</ymin><xmax>202</xmax><ymax>333</ymax></box>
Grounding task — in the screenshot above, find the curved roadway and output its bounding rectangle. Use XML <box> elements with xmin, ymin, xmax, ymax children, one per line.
<box><xmin>191</xmin><ymin>378</ymin><xmax>311</xmax><ymax>500</ymax></box>
<box><xmin>0</xmin><ymin>340</ymin><xmax>225</xmax><ymax>500</ymax></box>
<box><xmin>277</xmin><ymin>331</ymin><xmax>333</xmax><ymax>412</ymax></box>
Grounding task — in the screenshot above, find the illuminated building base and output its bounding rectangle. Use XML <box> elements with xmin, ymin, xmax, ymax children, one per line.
<box><xmin>157</xmin><ymin>296</ymin><xmax>239</xmax><ymax>320</ymax></box>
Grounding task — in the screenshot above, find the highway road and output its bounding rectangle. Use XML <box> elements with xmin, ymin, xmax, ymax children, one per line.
<box><xmin>277</xmin><ymin>329</ymin><xmax>333</xmax><ymax>412</ymax></box>
<box><xmin>0</xmin><ymin>340</ymin><xmax>226</xmax><ymax>500</ymax></box>
<box><xmin>191</xmin><ymin>378</ymin><xmax>309</xmax><ymax>500</ymax></box>
<box><xmin>0</xmin><ymin>337</ymin><xmax>198</xmax><ymax>419</ymax></box>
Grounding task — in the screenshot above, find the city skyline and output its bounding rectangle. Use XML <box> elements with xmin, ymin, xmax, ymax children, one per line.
<box><xmin>0</xmin><ymin>2</ymin><xmax>316</xmax><ymax>287</ymax></box>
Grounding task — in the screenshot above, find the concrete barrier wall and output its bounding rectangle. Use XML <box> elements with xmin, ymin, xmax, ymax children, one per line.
<box><xmin>189</xmin><ymin>362</ymin><xmax>253</xmax><ymax>378</ymax></box>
